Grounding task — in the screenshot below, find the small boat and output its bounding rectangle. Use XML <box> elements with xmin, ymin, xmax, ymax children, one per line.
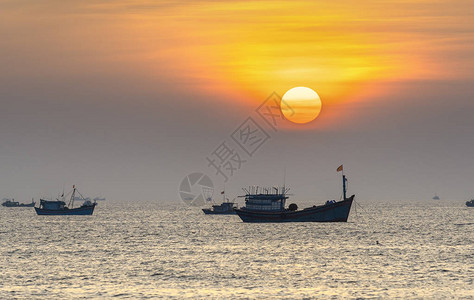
<box><xmin>1</xmin><ymin>198</ymin><xmax>35</xmax><ymax>207</ymax></box>
<box><xmin>35</xmin><ymin>185</ymin><xmax>96</xmax><ymax>215</ymax></box>
<box><xmin>432</xmin><ymin>193</ymin><xmax>440</xmax><ymax>200</ymax></box>
<box><xmin>234</xmin><ymin>166</ymin><xmax>354</xmax><ymax>223</ymax></box>
<box><xmin>202</xmin><ymin>190</ymin><xmax>237</xmax><ymax>215</ymax></box>
<box><xmin>466</xmin><ymin>199</ymin><xmax>474</xmax><ymax>207</ymax></box>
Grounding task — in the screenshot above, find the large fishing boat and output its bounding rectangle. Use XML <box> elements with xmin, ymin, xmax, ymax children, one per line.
<box><xmin>202</xmin><ymin>190</ymin><xmax>237</xmax><ymax>215</ymax></box>
<box><xmin>1</xmin><ymin>198</ymin><xmax>35</xmax><ymax>207</ymax></box>
<box><xmin>466</xmin><ymin>199</ymin><xmax>474</xmax><ymax>207</ymax></box>
<box><xmin>234</xmin><ymin>166</ymin><xmax>354</xmax><ymax>223</ymax></box>
<box><xmin>35</xmin><ymin>185</ymin><xmax>96</xmax><ymax>215</ymax></box>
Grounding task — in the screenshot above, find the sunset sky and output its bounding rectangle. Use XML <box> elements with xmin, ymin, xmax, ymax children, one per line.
<box><xmin>1</xmin><ymin>0</ymin><xmax>473</xmax><ymax>202</ymax></box>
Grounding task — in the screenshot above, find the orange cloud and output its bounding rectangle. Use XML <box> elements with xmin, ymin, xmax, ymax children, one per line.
<box><xmin>132</xmin><ymin>0</ymin><xmax>473</xmax><ymax>106</ymax></box>
<box><xmin>2</xmin><ymin>1</ymin><xmax>472</xmax><ymax>113</ymax></box>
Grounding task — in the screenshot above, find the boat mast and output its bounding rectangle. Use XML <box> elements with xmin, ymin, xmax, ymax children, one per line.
<box><xmin>223</xmin><ymin>183</ymin><xmax>226</xmax><ymax>203</ymax></box>
<box><xmin>69</xmin><ymin>185</ymin><xmax>76</xmax><ymax>208</ymax></box>
<box><xmin>338</xmin><ymin>165</ymin><xmax>347</xmax><ymax>200</ymax></box>
<box><xmin>342</xmin><ymin>174</ymin><xmax>347</xmax><ymax>200</ymax></box>
<box><xmin>282</xmin><ymin>167</ymin><xmax>286</xmax><ymax>210</ymax></box>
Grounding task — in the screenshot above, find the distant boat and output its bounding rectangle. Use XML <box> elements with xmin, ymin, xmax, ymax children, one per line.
<box><xmin>1</xmin><ymin>198</ymin><xmax>35</xmax><ymax>207</ymax></box>
<box><xmin>93</xmin><ymin>197</ymin><xmax>106</xmax><ymax>201</ymax></box>
<box><xmin>234</xmin><ymin>166</ymin><xmax>354</xmax><ymax>223</ymax></box>
<box><xmin>202</xmin><ymin>191</ymin><xmax>237</xmax><ymax>215</ymax></box>
<box><xmin>35</xmin><ymin>185</ymin><xmax>96</xmax><ymax>215</ymax></box>
<box><xmin>466</xmin><ymin>199</ymin><xmax>474</xmax><ymax>207</ymax></box>
<box><xmin>432</xmin><ymin>193</ymin><xmax>440</xmax><ymax>200</ymax></box>
<box><xmin>202</xmin><ymin>202</ymin><xmax>237</xmax><ymax>214</ymax></box>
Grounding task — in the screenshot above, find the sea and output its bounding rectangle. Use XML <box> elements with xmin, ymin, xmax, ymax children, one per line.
<box><xmin>1</xmin><ymin>200</ymin><xmax>472</xmax><ymax>299</ymax></box>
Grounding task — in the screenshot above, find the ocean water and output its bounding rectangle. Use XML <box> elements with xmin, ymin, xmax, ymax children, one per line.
<box><xmin>1</xmin><ymin>201</ymin><xmax>472</xmax><ymax>299</ymax></box>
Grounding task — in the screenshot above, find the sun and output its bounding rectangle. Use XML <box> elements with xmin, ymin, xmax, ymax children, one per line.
<box><xmin>281</xmin><ymin>87</ymin><xmax>322</xmax><ymax>124</ymax></box>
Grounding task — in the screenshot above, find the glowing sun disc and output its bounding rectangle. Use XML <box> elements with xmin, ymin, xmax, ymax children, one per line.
<box><xmin>281</xmin><ymin>87</ymin><xmax>322</xmax><ymax>124</ymax></box>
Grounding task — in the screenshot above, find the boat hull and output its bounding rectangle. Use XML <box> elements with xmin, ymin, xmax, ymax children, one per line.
<box><xmin>466</xmin><ymin>201</ymin><xmax>474</xmax><ymax>207</ymax></box>
<box><xmin>235</xmin><ymin>195</ymin><xmax>354</xmax><ymax>223</ymax></box>
<box><xmin>35</xmin><ymin>205</ymin><xmax>96</xmax><ymax>215</ymax></box>
<box><xmin>202</xmin><ymin>208</ymin><xmax>236</xmax><ymax>215</ymax></box>
<box><xmin>2</xmin><ymin>203</ymin><xmax>35</xmax><ymax>207</ymax></box>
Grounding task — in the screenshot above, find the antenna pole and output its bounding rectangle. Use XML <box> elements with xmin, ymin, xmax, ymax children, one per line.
<box><xmin>342</xmin><ymin>171</ymin><xmax>347</xmax><ymax>200</ymax></box>
<box><xmin>69</xmin><ymin>185</ymin><xmax>76</xmax><ymax>208</ymax></box>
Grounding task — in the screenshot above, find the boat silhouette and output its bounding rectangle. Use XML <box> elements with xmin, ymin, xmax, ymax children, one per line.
<box><xmin>35</xmin><ymin>185</ymin><xmax>96</xmax><ymax>215</ymax></box>
<box><xmin>202</xmin><ymin>201</ymin><xmax>237</xmax><ymax>214</ymax></box>
<box><xmin>234</xmin><ymin>166</ymin><xmax>354</xmax><ymax>223</ymax></box>
<box><xmin>2</xmin><ymin>198</ymin><xmax>35</xmax><ymax>207</ymax></box>
<box><xmin>202</xmin><ymin>190</ymin><xmax>237</xmax><ymax>215</ymax></box>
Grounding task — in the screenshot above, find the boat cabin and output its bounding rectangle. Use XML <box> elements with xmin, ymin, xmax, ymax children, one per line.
<box><xmin>40</xmin><ymin>200</ymin><xmax>66</xmax><ymax>210</ymax></box>
<box><xmin>240</xmin><ymin>187</ymin><xmax>289</xmax><ymax>211</ymax></box>
<box><xmin>4</xmin><ymin>200</ymin><xmax>19</xmax><ymax>206</ymax></box>
<box><xmin>211</xmin><ymin>202</ymin><xmax>236</xmax><ymax>212</ymax></box>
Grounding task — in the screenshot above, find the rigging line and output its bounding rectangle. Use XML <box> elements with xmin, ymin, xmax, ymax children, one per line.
<box><xmin>353</xmin><ymin>199</ymin><xmax>380</xmax><ymax>237</ymax></box>
<box><xmin>355</xmin><ymin>200</ymin><xmax>377</xmax><ymax>222</ymax></box>
<box><xmin>75</xmin><ymin>190</ymin><xmax>87</xmax><ymax>200</ymax></box>
<box><xmin>354</xmin><ymin>198</ymin><xmax>358</xmax><ymax>220</ymax></box>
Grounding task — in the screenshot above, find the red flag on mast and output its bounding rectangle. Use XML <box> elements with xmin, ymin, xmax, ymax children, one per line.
<box><xmin>337</xmin><ymin>165</ymin><xmax>343</xmax><ymax>172</ymax></box>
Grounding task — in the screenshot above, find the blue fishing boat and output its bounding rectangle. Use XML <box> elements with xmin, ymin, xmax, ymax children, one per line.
<box><xmin>202</xmin><ymin>202</ymin><xmax>237</xmax><ymax>214</ymax></box>
<box><xmin>202</xmin><ymin>190</ymin><xmax>237</xmax><ymax>214</ymax></box>
<box><xmin>35</xmin><ymin>185</ymin><xmax>96</xmax><ymax>215</ymax></box>
<box><xmin>466</xmin><ymin>199</ymin><xmax>474</xmax><ymax>207</ymax></box>
<box><xmin>234</xmin><ymin>166</ymin><xmax>354</xmax><ymax>223</ymax></box>
<box><xmin>2</xmin><ymin>198</ymin><xmax>35</xmax><ymax>207</ymax></box>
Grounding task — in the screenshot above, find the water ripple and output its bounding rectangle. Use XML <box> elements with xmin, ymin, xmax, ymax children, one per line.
<box><xmin>0</xmin><ymin>202</ymin><xmax>473</xmax><ymax>298</ymax></box>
